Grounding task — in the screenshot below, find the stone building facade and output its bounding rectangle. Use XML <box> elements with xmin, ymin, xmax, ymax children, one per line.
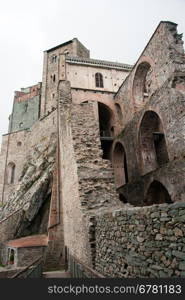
<box><xmin>0</xmin><ymin>21</ymin><xmax>185</xmax><ymax>277</ymax></box>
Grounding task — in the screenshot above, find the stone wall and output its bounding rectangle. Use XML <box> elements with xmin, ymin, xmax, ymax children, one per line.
<box><xmin>16</xmin><ymin>246</ymin><xmax>45</xmax><ymax>267</ymax></box>
<box><xmin>114</xmin><ymin>78</ymin><xmax>185</xmax><ymax>188</ymax></box>
<box><xmin>0</xmin><ymin>109</ymin><xmax>57</xmax><ymax>267</ymax></box>
<box><xmin>58</xmin><ymin>80</ymin><xmax>91</xmax><ymax>264</ymax></box>
<box><xmin>0</xmin><ymin>210</ymin><xmax>23</xmax><ymax>254</ymax></box>
<box><xmin>95</xmin><ymin>202</ymin><xmax>185</xmax><ymax>278</ymax></box>
<box><xmin>10</xmin><ymin>83</ymin><xmax>41</xmax><ymax>133</ymax></box>
<box><xmin>118</xmin><ymin>159</ymin><xmax>185</xmax><ymax>206</ymax></box>
<box><xmin>40</xmin><ymin>39</ymin><xmax>90</xmax><ymax>117</ymax></box>
<box><xmin>115</xmin><ymin>21</ymin><xmax>185</xmax><ymax>129</ymax></box>
<box><xmin>66</xmin><ymin>63</ymin><xmax>129</xmax><ymax>93</ymax></box>
<box><xmin>0</xmin><ymin>110</ymin><xmax>57</xmax><ymax>204</ymax></box>
<box><xmin>58</xmin><ymin>80</ymin><xmax>121</xmax><ymax>265</ymax></box>
<box><xmin>0</xmin><ymin>130</ymin><xmax>27</xmax><ymax>203</ymax></box>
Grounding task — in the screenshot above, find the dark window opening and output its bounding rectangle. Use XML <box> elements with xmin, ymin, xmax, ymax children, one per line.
<box><xmin>110</xmin><ymin>126</ymin><xmax>114</xmax><ymax>137</ymax></box>
<box><xmin>98</xmin><ymin>102</ymin><xmax>113</xmax><ymax>160</ymax></box>
<box><xmin>24</xmin><ymin>103</ymin><xmax>28</xmax><ymax>113</ymax></box>
<box><xmin>144</xmin><ymin>181</ymin><xmax>172</xmax><ymax>206</ymax></box>
<box><xmin>63</xmin><ymin>49</ymin><xmax>69</xmax><ymax>55</ymax></box>
<box><xmin>81</xmin><ymin>101</ymin><xmax>88</xmax><ymax>104</ymax></box>
<box><xmin>10</xmin><ymin>165</ymin><xmax>15</xmax><ymax>184</ymax></box>
<box><xmin>98</xmin><ymin>102</ymin><xmax>112</xmax><ymax>138</ymax></box>
<box><xmin>101</xmin><ymin>140</ymin><xmax>112</xmax><ymax>160</ymax></box>
<box><xmin>95</xmin><ymin>73</ymin><xmax>104</xmax><ymax>88</ymax></box>
<box><xmin>9</xmin><ymin>249</ymin><xmax>15</xmax><ymax>265</ymax></box>
<box><xmin>51</xmin><ymin>55</ymin><xmax>57</xmax><ymax>63</ymax></box>
<box><xmin>53</xmin><ymin>74</ymin><xmax>56</xmax><ymax>82</ymax></box>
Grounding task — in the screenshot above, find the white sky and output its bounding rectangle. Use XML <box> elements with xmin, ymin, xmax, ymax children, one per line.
<box><xmin>0</xmin><ymin>0</ymin><xmax>185</xmax><ymax>145</ymax></box>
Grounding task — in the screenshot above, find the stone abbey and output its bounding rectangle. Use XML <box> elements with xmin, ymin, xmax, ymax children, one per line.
<box><xmin>0</xmin><ymin>21</ymin><xmax>185</xmax><ymax>278</ymax></box>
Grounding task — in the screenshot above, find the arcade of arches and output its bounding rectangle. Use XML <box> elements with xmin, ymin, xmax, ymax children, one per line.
<box><xmin>98</xmin><ymin>103</ymin><xmax>172</xmax><ymax>206</ymax></box>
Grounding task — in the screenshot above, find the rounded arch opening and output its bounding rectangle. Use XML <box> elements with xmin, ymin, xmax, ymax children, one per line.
<box><xmin>9</xmin><ymin>248</ymin><xmax>15</xmax><ymax>265</ymax></box>
<box><xmin>139</xmin><ymin>111</ymin><xmax>169</xmax><ymax>175</ymax></box>
<box><xmin>98</xmin><ymin>102</ymin><xmax>114</xmax><ymax>160</ymax></box>
<box><xmin>113</xmin><ymin>142</ymin><xmax>128</xmax><ymax>188</ymax></box>
<box><xmin>133</xmin><ymin>62</ymin><xmax>152</xmax><ymax>104</ymax></box>
<box><xmin>144</xmin><ymin>180</ymin><xmax>172</xmax><ymax>206</ymax></box>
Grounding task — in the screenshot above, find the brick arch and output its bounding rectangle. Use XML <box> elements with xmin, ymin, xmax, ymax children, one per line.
<box><xmin>144</xmin><ymin>180</ymin><xmax>172</xmax><ymax>206</ymax></box>
<box><xmin>112</xmin><ymin>141</ymin><xmax>128</xmax><ymax>188</ymax></box>
<box><xmin>132</xmin><ymin>57</ymin><xmax>156</xmax><ymax>106</ymax></box>
<box><xmin>138</xmin><ymin>110</ymin><xmax>169</xmax><ymax>175</ymax></box>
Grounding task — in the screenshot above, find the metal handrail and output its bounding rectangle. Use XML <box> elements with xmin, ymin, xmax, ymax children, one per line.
<box><xmin>11</xmin><ymin>256</ymin><xmax>43</xmax><ymax>278</ymax></box>
<box><xmin>68</xmin><ymin>253</ymin><xmax>104</xmax><ymax>278</ymax></box>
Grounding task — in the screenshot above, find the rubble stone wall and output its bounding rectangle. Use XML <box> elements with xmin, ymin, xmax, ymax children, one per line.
<box><xmin>95</xmin><ymin>202</ymin><xmax>185</xmax><ymax>278</ymax></box>
<box><xmin>58</xmin><ymin>81</ymin><xmax>121</xmax><ymax>265</ymax></box>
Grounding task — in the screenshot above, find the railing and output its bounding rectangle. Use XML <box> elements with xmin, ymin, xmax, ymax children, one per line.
<box><xmin>68</xmin><ymin>253</ymin><xmax>104</xmax><ymax>278</ymax></box>
<box><xmin>100</xmin><ymin>130</ymin><xmax>111</xmax><ymax>138</ymax></box>
<box><xmin>11</xmin><ymin>256</ymin><xmax>43</xmax><ymax>278</ymax></box>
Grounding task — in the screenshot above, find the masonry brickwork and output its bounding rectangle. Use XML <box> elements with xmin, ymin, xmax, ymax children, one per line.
<box><xmin>95</xmin><ymin>202</ymin><xmax>185</xmax><ymax>277</ymax></box>
<box><xmin>0</xmin><ymin>21</ymin><xmax>185</xmax><ymax>277</ymax></box>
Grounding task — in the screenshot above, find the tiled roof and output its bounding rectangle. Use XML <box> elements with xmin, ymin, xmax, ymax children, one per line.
<box><xmin>66</xmin><ymin>56</ymin><xmax>132</xmax><ymax>71</ymax></box>
<box><xmin>6</xmin><ymin>234</ymin><xmax>48</xmax><ymax>248</ymax></box>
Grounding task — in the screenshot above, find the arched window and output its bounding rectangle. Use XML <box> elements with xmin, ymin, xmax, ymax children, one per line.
<box><xmin>144</xmin><ymin>181</ymin><xmax>172</xmax><ymax>206</ymax></box>
<box><xmin>139</xmin><ymin>111</ymin><xmax>169</xmax><ymax>175</ymax></box>
<box><xmin>133</xmin><ymin>62</ymin><xmax>152</xmax><ymax>103</ymax></box>
<box><xmin>6</xmin><ymin>162</ymin><xmax>16</xmax><ymax>184</ymax></box>
<box><xmin>95</xmin><ymin>73</ymin><xmax>104</xmax><ymax>88</ymax></box>
<box><xmin>9</xmin><ymin>249</ymin><xmax>15</xmax><ymax>265</ymax></box>
<box><xmin>113</xmin><ymin>142</ymin><xmax>128</xmax><ymax>188</ymax></box>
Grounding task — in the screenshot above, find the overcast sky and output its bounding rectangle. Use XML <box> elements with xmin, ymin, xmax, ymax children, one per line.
<box><xmin>0</xmin><ymin>0</ymin><xmax>185</xmax><ymax>145</ymax></box>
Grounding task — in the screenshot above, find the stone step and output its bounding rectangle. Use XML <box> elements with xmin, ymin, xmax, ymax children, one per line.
<box><xmin>42</xmin><ymin>270</ymin><xmax>71</xmax><ymax>278</ymax></box>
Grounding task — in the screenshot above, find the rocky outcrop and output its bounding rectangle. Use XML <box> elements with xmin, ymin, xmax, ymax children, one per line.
<box><xmin>0</xmin><ymin>133</ymin><xmax>56</xmax><ymax>238</ymax></box>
